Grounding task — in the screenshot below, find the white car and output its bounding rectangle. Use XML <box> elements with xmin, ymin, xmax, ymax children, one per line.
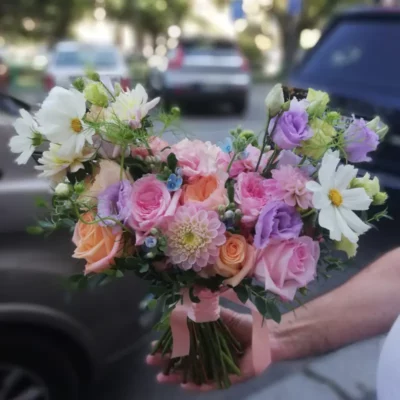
<box><xmin>43</xmin><ymin>41</ymin><xmax>131</xmax><ymax>92</ymax></box>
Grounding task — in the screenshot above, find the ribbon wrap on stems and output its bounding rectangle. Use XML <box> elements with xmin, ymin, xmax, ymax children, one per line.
<box><xmin>170</xmin><ymin>288</ymin><xmax>272</xmax><ymax>376</ymax></box>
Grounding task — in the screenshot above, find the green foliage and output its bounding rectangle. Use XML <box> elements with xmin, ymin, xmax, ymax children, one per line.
<box><xmin>125</xmin><ymin>156</ymin><xmax>151</xmax><ymax>180</ymax></box>
<box><xmin>167</xmin><ymin>153</ymin><xmax>178</xmax><ymax>173</ymax></box>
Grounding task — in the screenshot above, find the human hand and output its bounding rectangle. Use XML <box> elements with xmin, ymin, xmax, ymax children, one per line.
<box><xmin>146</xmin><ymin>307</ymin><xmax>285</xmax><ymax>391</ymax></box>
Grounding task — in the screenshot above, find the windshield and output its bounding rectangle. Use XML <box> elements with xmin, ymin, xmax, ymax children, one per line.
<box><xmin>296</xmin><ymin>19</ymin><xmax>400</xmax><ymax>92</ymax></box>
<box><xmin>54</xmin><ymin>48</ymin><xmax>119</xmax><ymax>68</ymax></box>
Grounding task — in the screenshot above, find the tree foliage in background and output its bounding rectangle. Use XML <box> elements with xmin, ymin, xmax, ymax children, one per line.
<box><xmin>0</xmin><ymin>0</ymin><xmax>92</xmax><ymax>45</ymax></box>
<box><xmin>108</xmin><ymin>0</ymin><xmax>190</xmax><ymax>48</ymax></box>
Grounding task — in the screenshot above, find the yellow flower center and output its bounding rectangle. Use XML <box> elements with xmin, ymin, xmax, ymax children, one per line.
<box><xmin>183</xmin><ymin>231</ymin><xmax>197</xmax><ymax>245</ymax></box>
<box><xmin>70</xmin><ymin>118</ymin><xmax>83</xmax><ymax>133</ymax></box>
<box><xmin>329</xmin><ymin>189</ymin><xmax>343</xmax><ymax>207</ymax></box>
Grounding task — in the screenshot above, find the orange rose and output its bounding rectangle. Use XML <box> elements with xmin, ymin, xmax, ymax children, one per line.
<box><xmin>214</xmin><ymin>233</ymin><xmax>256</xmax><ymax>287</ymax></box>
<box><xmin>72</xmin><ymin>212</ymin><xmax>125</xmax><ymax>274</ymax></box>
<box><xmin>181</xmin><ymin>171</ymin><xmax>228</xmax><ymax>210</ymax></box>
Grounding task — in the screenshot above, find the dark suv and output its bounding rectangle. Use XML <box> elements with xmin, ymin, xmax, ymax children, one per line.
<box><xmin>289</xmin><ymin>7</ymin><xmax>400</xmax><ymax>189</ymax></box>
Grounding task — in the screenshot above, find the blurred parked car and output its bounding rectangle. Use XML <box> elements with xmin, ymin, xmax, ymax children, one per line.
<box><xmin>0</xmin><ymin>93</ymin><xmax>152</xmax><ymax>400</ymax></box>
<box><xmin>289</xmin><ymin>7</ymin><xmax>400</xmax><ymax>189</ymax></box>
<box><xmin>147</xmin><ymin>37</ymin><xmax>250</xmax><ymax>114</ymax></box>
<box><xmin>43</xmin><ymin>41</ymin><xmax>131</xmax><ymax>92</ymax></box>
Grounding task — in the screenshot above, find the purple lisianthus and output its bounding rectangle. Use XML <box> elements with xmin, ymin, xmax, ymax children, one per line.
<box><xmin>254</xmin><ymin>201</ymin><xmax>303</xmax><ymax>249</ymax></box>
<box><xmin>278</xmin><ymin>150</ymin><xmax>317</xmax><ymax>176</ymax></box>
<box><xmin>270</xmin><ymin>98</ymin><xmax>313</xmax><ymax>150</ymax></box>
<box><xmin>343</xmin><ymin>118</ymin><xmax>379</xmax><ymax>163</ymax></box>
<box><xmin>98</xmin><ymin>180</ymin><xmax>133</xmax><ymax>226</ymax></box>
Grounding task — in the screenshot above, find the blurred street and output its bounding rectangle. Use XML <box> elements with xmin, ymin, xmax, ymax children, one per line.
<box><xmin>83</xmin><ymin>83</ymin><xmax>399</xmax><ymax>400</ymax></box>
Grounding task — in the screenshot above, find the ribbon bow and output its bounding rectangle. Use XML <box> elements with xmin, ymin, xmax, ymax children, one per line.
<box><xmin>170</xmin><ymin>288</ymin><xmax>271</xmax><ymax>376</ymax></box>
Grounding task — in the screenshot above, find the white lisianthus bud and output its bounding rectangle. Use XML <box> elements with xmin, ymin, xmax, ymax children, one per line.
<box><xmin>265</xmin><ymin>84</ymin><xmax>284</xmax><ymax>117</ymax></box>
<box><xmin>306</xmin><ymin>89</ymin><xmax>330</xmax><ymax>117</ymax></box>
<box><xmin>224</xmin><ymin>210</ymin><xmax>235</xmax><ymax>219</ymax></box>
<box><xmin>335</xmin><ymin>236</ymin><xmax>358</xmax><ymax>258</ymax></box>
<box><xmin>55</xmin><ymin>183</ymin><xmax>72</xmax><ymax>197</ymax></box>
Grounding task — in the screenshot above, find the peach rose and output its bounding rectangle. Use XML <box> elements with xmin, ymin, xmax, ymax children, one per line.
<box><xmin>72</xmin><ymin>212</ymin><xmax>125</xmax><ymax>274</ymax></box>
<box><xmin>79</xmin><ymin>160</ymin><xmax>129</xmax><ymax>204</ymax></box>
<box><xmin>214</xmin><ymin>233</ymin><xmax>256</xmax><ymax>287</ymax></box>
<box><xmin>181</xmin><ymin>171</ymin><xmax>228</xmax><ymax>211</ymax></box>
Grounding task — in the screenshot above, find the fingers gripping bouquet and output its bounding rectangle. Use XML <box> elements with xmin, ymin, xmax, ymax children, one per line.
<box><xmin>10</xmin><ymin>75</ymin><xmax>390</xmax><ymax>389</ymax></box>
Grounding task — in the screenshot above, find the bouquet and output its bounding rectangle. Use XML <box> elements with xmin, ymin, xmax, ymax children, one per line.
<box><xmin>9</xmin><ymin>74</ymin><xmax>390</xmax><ymax>389</ymax></box>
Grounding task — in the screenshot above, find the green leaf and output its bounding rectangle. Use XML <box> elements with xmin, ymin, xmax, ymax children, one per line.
<box><xmin>266</xmin><ymin>302</ymin><xmax>281</xmax><ymax>323</ymax></box>
<box><xmin>139</xmin><ymin>263</ymin><xmax>150</xmax><ymax>273</ymax></box>
<box><xmin>34</xmin><ymin>197</ymin><xmax>48</xmax><ymax>208</ymax></box>
<box><xmin>233</xmin><ymin>284</ymin><xmax>249</xmax><ymax>304</ymax></box>
<box><xmin>149</xmin><ymin>286</ymin><xmax>167</xmax><ymax>297</ymax></box>
<box><xmin>167</xmin><ymin>153</ymin><xmax>178</xmax><ymax>172</ymax></box>
<box><xmin>189</xmin><ymin>286</ymin><xmax>200</xmax><ymax>303</ymax></box>
<box><xmin>26</xmin><ymin>226</ymin><xmax>44</xmax><ymax>235</ymax></box>
<box><xmin>147</xmin><ymin>298</ymin><xmax>158</xmax><ymax>311</ymax></box>
<box><xmin>254</xmin><ymin>296</ymin><xmax>267</xmax><ymax>316</ymax></box>
<box><xmin>116</xmin><ymin>270</ymin><xmax>124</xmax><ymax>278</ymax></box>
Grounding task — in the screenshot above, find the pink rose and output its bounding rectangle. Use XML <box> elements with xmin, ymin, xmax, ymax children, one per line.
<box><xmin>128</xmin><ymin>175</ymin><xmax>181</xmax><ymax>244</ymax></box>
<box><xmin>234</xmin><ymin>172</ymin><xmax>272</xmax><ymax>226</ymax></box>
<box><xmin>254</xmin><ymin>236</ymin><xmax>320</xmax><ymax>301</ymax></box>
<box><xmin>131</xmin><ymin>136</ymin><xmax>170</xmax><ymax>161</ymax></box>
<box><xmin>171</xmin><ymin>138</ymin><xmax>228</xmax><ymax>181</ymax></box>
<box><xmin>230</xmin><ymin>145</ymin><xmax>273</xmax><ymax>178</ymax></box>
<box><xmin>181</xmin><ymin>171</ymin><xmax>229</xmax><ymax>211</ymax></box>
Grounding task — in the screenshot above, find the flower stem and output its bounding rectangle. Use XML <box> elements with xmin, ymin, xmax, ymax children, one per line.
<box><xmin>120</xmin><ymin>146</ymin><xmax>126</xmax><ymax>180</ymax></box>
<box><xmin>255</xmin><ymin>112</ymin><xmax>270</xmax><ymax>172</ymax></box>
<box><xmin>226</xmin><ymin>151</ymin><xmax>238</xmax><ymax>174</ymax></box>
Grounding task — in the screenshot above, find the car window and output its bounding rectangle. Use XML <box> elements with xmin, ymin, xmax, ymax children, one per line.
<box><xmin>178</xmin><ymin>39</ymin><xmax>239</xmax><ymax>56</ymax></box>
<box><xmin>54</xmin><ymin>48</ymin><xmax>119</xmax><ymax>68</ymax></box>
<box><xmin>296</xmin><ymin>19</ymin><xmax>400</xmax><ymax>92</ymax></box>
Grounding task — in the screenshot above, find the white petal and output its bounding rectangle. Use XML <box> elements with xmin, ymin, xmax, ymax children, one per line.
<box><xmin>339</xmin><ymin>207</ymin><xmax>370</xmax><ymax>236</ymax></box>
<box><xmin>59</xmin><ymin>136</ymin><xmax>78</xmax><ymax>158</ymax></box>
<box><xmin>335</xmin><ymin>164</ymin><xmax>357</xmax><ymax>190</ymax></box>
<box><xmin>9</xmin><ymin>135</ymin><xmax>30</xmax><ymax>152</ymax></box>
<box><xmin>335</xmin><ymin>208</ymin><xmax>358</xmax><ymax>243</ymax></box>
<box><xmin>318</xmin><ymin>151</ymin><xmax>340</xmax><ymax>190</ymax></box>
<box><xmin>312</xmin><ymin>190</ymin><xmax>331</xmax><ymax>209</ymax></box>
<box><xmin>16</xmin><ymin>149</ymin><xmax>34</xmax><ymax>164</ymax></box>
<box><xmin>306</xmin><ymin>181</ymin><xmax>321</xmax><ymax>193</ymax></box>
<box><xmin>319</xmin><ymin>204</ymin><xmax>339</xmax><ymax>237</ymax></box>
<box><xmin>135</xmin><ymin>83</ymin><xmax>148</xmax><ymax>104</ymax></box>
<box><xmin>13</xmin><ymin>117</ymin><xmax>31</xmax><ymax>137</ymax></box>
<box><xmin>342</xmin><ymin>188</ymin><xmax>372</xmax><ymax>210</ymax></box>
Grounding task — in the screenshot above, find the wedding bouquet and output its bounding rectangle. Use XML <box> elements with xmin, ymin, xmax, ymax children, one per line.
<box><xmin>9</xmin><ymin>74</ymin><xmax>390</xmax><ymax>389</ymax></box>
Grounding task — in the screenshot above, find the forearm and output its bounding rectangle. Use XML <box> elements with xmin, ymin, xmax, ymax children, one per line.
<box><xmin>271</xmin><ymin>247</ymin><xmax>400</xmax><ymax>362</ymax></box>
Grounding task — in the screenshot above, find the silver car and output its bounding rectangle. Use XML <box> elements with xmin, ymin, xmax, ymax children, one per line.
<box><xmin>43</xmin><ymin>41</ymin><xmax>131</xmax><ymax>92</ymax></box>
<box><xmin>148</xmin><ymin>37</ymin><xmax>251</xmax><ymax>114</ymax></box>
<box><xmin>0</xmin><ymin>94</ymin><xmax>153</xmax><ymax>400</ymax></box>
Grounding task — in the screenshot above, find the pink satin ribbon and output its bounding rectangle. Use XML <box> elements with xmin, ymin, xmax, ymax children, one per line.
<box><xmin>170</xmin><ymin>288</ymin><xmax>271</xmax><ymax>376</ymax></box>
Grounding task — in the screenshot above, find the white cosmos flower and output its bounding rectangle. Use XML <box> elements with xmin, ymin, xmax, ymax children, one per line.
<box><xmin>9</xmin><ymin>109</ymin><xmax>41</xmax><ymax>164</ymax></box>
<box><xmin>306</xmin><ymin>150</ymin><xmax>372</xmax><ymax>243</ymax></box>
<box><xmin>36</xmin><ymin>87</ymin><xmax>95</xmax><ymax>156</ymax></box>
<box><xmin>35</xmin><ymin>143</ymin><xmax>95</xmax><ymax>182</ymax></box>
<box><xmin>107</xmin><ymin>83</ymin><xmax>160</xmax><ymax>126</ymax></box>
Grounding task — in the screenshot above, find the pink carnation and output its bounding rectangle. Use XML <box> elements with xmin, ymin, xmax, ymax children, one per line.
<box><xmin>230</xmin><ymin>145</ymin><xmax>273</xmax><ymax>178</ymax></box>
<box><xmin>165</xmin><ymin>205</ymin><xmax>226</xmax><ymax>271</ymax></box>
<box><xmin>171</xmin><ymin>138</ymin><xmax>229</xmax><ymax>181</ymax></box>
<box><xmin>254</xmin><ymin>236</ymin><xmax>320</xmax><ymax>301</ymax></box>
<box><xmin>234</xmin><ymin>172</ymin><xmax>272</xmax><ymax>226</ymax></box>
<box><xmin>268</xmin><ymin>165</ymin><xmax>313</xmax><ymax>209</ymax></box>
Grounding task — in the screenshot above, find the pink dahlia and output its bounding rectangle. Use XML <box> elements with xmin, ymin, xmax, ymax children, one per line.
<box><xmin>269</xmin><ymin>165</ymin><xmax>313</xmax><ymax>210</ymax></box>
<box><xmin>165</xmin><ymin>205</ymin><xmax>226</xmax><ymax>271</ymax></box>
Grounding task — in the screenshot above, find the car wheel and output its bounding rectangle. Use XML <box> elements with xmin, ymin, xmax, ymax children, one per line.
<box><xmin>0</xmin><ymin>331</ymin><xmax>81</xmax><ymax>400</ymax></box>
<box><xmin>232</xmin><ymin>98</ymin><xmax>247</xmax><ymax>115</ymax></box>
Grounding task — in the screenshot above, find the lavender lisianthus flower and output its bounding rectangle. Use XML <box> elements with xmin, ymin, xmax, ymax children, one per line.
<box><xmin>98</xmin><ymin>180</ymin><xmax>133</xmax><ymax>226</ymax></box>
<box><xmin>270</xmin><ymin>98</ymin><xmax>313</xmax><ymax>150</ymax></box>
<box><xmin>254</xmin><ymin>201</ymin><xmax>303</xmax><ymax>249</ymax></box>
<box><xmin>343</xmin><ymin>118</ymin><xmax>379</xmax><ymax>163</ymax></box>
<box><xmin>278</xmin><ymin>150</ymin><xmax>317</xmax><ymax>176</ymax></box>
